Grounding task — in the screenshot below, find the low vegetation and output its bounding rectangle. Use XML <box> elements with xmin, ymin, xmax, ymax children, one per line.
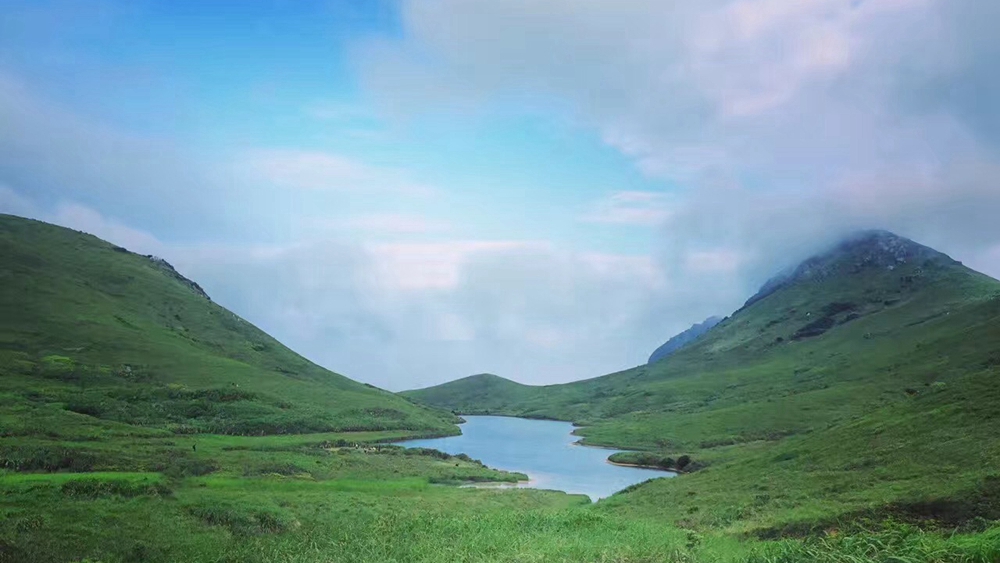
<box><xmin>4</xmin><ymin>218</ymin><xmax>1000</xmax><ymax>561</ymax></box>
<box><xmin>608</xmin><ymin>451</ymin><xmax>695</xmax><ymax>472</ymax></box>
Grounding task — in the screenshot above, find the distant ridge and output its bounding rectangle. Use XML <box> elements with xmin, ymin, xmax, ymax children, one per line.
<box><xmin>402</xmin><ymin>373</ymin><xmax>540</xmax><ymax>415</ymax></box>
<box><xmin>647</xmin><ymin>316</ymin><xmax>723</xmax><ymax>364</ymax></box>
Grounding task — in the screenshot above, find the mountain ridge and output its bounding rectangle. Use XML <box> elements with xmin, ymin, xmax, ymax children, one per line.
<box><xmin>647</xmin><ymin>316</ymin><xmax>723</xmax><ymax>364</ymax></box>
<box><xmin>0</xmin><ymin>213</ymin><xmax>458</xmax><ymax>436</ymax></box>
<box><xmin>742</xmin><ymin>229</ymin><xmax>956</xmax><ymax>308</ymax></box>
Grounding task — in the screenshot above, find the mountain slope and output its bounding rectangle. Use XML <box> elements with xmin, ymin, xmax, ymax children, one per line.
<box><xmin>647</xmin><ymin>316</ymin><xmax>723</xmax><ymax>364</ymax></box>
<box><xmin>407</xmin><ymin>230</ymin><xmax>998</xmax><ymax>426</ymax></box>
<box><xmin>406</xmin><ymin>230</ymin><xmax>1000</xmax><ymax>532</ymax></box>
<box><xmin>0</xmin><ymin>214</ymin><xmax>457</xmax><ymax>436</ymax></box>
<box><xmin>402</xmin><ymin>373</ymin><xmax>541</xmax><ymax>415</ymax></box>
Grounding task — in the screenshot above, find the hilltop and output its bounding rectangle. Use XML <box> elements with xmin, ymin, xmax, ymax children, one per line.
<box><xmin>405</xmin><ymin>230</ymin><xmax>1000</xmax><ymax>534</ymax></box>
<box><xmin>0</xmin><ymin>214</ymin><xmax>458</xmax><ymax>437</ymax></box>
<box><xmin>402</xmin><ymin>373</ymin><xmax>539</xmax><ymax>415</ymax></box>
<box><xmin>647</xmin><ymin>316</ymin><xmax>723</xmax><ymax>364</ymax></box>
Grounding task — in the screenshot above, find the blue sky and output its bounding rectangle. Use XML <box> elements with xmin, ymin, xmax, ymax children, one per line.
<box><xmin>0</xmin><ymin>0</ymin><xmax>667</xmax><ymax>252</ymax></box>
<box><xmin>2</xmin><ymin>0</ymin><xmax>1000</xmax><ymax>389</ymax></box>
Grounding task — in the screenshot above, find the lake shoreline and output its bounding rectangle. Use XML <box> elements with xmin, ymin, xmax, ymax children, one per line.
<box><xmin>394</xmin><ymin>415</ymin><xmax>676</xmax><ymax>499</ymax></box>
<box><xmin>570</xmin><ymin>439</ymin><xmax>619</xmax><ymax>451</ymax></box>
<box><xmin>449</xmin><ymin>411</ymin><xmax>571</xmax><ymax>423</ymax></box>
<box><xmin>605</xmin><ymin>459</ymin><xmax>678</xmax><ymax>474</ymax></box>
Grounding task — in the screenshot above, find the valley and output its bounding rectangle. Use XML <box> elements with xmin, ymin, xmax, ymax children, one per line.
<box><xmin>3</xmin><ymin>216</ymin><xmax>1000</xmax><ymax>562</ymax></box>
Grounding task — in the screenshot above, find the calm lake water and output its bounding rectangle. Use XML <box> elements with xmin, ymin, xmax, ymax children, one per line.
<box><xmin>396</xmin><ymin>415</ymin><xmax>673</xmax><ymax>500</ymax></box>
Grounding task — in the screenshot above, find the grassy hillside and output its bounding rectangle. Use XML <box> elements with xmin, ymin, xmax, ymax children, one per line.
<box><xmin>406</xmin><ymin>231</ymin><xmax>1000</xmax><ymax>535</ymax></box>
<box><xmin>0</xmin><ymin>214</ymin><xmax>458</xmax><ymax>437</ymax></box>
<box><xmin>4</xmin><ymin>218</ymin><xmax>1000</xmax><ymax>562</ymax></box>
<box><xmin>402</xmin><ymin>373</ymin><xmax>543</xmax><ymax>415</ymax></box>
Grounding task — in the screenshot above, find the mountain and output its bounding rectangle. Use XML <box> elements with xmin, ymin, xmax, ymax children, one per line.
<box><xmin>409</xmin><ymin>229</ymin><xmax>996</xmax><ymax>422</ymax></box>
<box><xmin>741</xmin><ymin>229</ymin><xmax>958</xmax><ymax>309</ymax></box>
<box><xmin>402</xmin><ymin>373</ymin><xmax>543</xmax><ymax>415</ymax></box>
<box><xmin>0</xmin><ymin>214</ymin><xmax>457</xmax><ymax>436</ymax></box>
<box><xmin>405</xmin><ymin>230</ymin><xmax>1000</xmax><ymax>532</ymax></box>
<box><xmin>647</xmin><ymin>316</ymin><xmax>723</xmax><ymax>364</ymax></box>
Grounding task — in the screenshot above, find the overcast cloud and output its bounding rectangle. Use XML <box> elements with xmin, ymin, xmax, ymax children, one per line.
<box><xmin>2</xmin><ymin>0</ymin><xmax>999</xmax><ymax>389</ymax></box>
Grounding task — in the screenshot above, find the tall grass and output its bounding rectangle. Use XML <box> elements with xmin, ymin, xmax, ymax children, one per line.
<box><xmin>743</xmin><ymin>523</ymin><xmax>1000</xmax><ymax>563</ymax></box>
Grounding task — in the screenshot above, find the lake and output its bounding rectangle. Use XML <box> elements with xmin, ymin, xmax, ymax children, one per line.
<box><xmin>396</xmin><ymin>415</ymin><xmax>673</xmax><ymax>500</ymax></box>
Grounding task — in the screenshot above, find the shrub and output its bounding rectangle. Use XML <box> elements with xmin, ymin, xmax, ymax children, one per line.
<box><xmin>822</xmin><ymin>302</ymin><xmax>857</xmax><ymax>316</ymax></box>
<box><xmin>607</xmin><ymin>452</ymin><xmax>676</xmax><ymax>469</ymax></box>
<box><xmin>163</xmin><ymin>458</ymin><xmax>219</xmax><ymax>478</ymax></box>
<box><xmin>676</xmin><ymin>455</ymin><xmax>692</xmax><ymax>470</ymax></box>
<box><xmin>242</xmin><ymin>462</ymin><xmax>308</xmax><ymax>477</ymax></box>
<box><xmin>0</xmin><ymin>445</ymin><xmax>98</xmax><ymax>472</ymax></box>
<box><xmin>61</xmin><ymin>478</ymin><xmax>170</xmax><ymax>498</ymax></box>
<box><xmin>186</xmin><ymin>502</ymin><xmax>295</xmax><ymax>535</ymax></box>
<box><xmin>793</xmin><ymin>316</ymin><xmax>837</xmax><ymax>339</ymax></box>
<box><xmin>404</xmin><ymin>448</ymin><xmax>451</xmax><ymax>460</ymax></box>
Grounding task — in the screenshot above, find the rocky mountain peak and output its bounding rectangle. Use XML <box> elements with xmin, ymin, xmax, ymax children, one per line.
<box><xmin>744</xmin><ymin>230</ymin><xmax>956</xmax><ymax>308</ymax></box>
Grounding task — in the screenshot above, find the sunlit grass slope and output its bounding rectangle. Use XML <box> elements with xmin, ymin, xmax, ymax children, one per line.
<box><xmin>0</xmin><ymin>214</ymin><xmax>457</xmax><ymax>436</ymax></box>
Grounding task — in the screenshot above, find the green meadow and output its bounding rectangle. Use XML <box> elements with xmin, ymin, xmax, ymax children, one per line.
<box><xmin>3</xmin><ymin>216</ymin><xmax>1000</xmax><ymax>562</ymax></box>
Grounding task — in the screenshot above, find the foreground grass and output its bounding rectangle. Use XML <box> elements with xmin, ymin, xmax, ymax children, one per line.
<box><xmin>0</xmin><ymin>433</ymin><xmax>704</xmax><ymax>563</ymax></box>
<box><xmin>4</xmin><ymin>456</ymin><xmax>999</xmax><ymax>563</ymax></box>
<box><xmin>742</xmin><ymin>523</ymin><xmax>1000</xmax><ymax>563</ymax></box>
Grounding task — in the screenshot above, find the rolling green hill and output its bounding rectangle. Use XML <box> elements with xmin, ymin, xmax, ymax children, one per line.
<box><xmin>405</xmin><ymin>230</ymin><xmax>1000</xmax><ymax>533</ymax></box>
<box><xmin>0</xmin><ymin>214</ymin><xmax>458</xmax><ymax>438</ymax></box>
<box><xmin>402</xmin><ymin>373</ymin><xmax>540</xmax><ymax>415</ymax></box>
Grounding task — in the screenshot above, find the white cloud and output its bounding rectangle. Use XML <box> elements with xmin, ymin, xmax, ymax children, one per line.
<box><xmin>222</xmin><ymin>233</ymin><xmax>684</xmax><ymax>385</ymax></box>
<box><xmin>368</xmin><ymin>241</ymin><xmax>548</xmax><ymax>291</ymax></box>
<box><xmin>0</xmin><ymin>72</ymin><xmax>224</xmax><ymax>234</ymax></box>
<box><xmin>246</xmin><ymin>149</ymin><xmax>436</xmax><ymax>196</ymax></box>
<box><xmin>358</xmin><ymin>0</ymin><xmax>996</xmax><ymax>190</ymax></box>
<box><xmin>582</xmin><ymin>190</ymin><xmax>672</xmax><ymax>226</ymax></box>
<box><xmin>355</xmin><ymin>0</ymin><xmax>1000</xmax><ymax>287</ymax></box>
<box><xmin>49</xmin><ymin>202</ymin><xmax>166</xmax><ymax>257</ymax></box>
<box><xmin>0</xmin><ymin>184</ymin><xmax>37</xmax><ymax>217</ymax></box>
<box><xmin>346</xmin><ymin>213</ymin><xmax>451</xmax><ymax>235</ymax></box>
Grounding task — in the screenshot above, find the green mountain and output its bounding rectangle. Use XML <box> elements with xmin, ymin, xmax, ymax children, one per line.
<box><xmin>0</xmin><ymin>214</ymin><xmax>457</xmax><ymax>437</ymax></box>
<box><xmin>402</xmin><ymin>373</ymin><xmax>540</xmax><ymax>416</ymax></box>
<box><xmin>647</xmin><ymin>315</ymin><xmax>723</xmax><ymax>364</ymax></box>
<box><xmin>405</xmin><ymin>230</ymin><xmax>1000</xmax><ymax>532</ymax></box>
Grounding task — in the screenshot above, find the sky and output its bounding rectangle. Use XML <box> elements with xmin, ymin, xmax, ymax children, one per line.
<box><xmin>2</xmin><ymin>0</ymin><xmax>1000</xmax><ymax>390</ymax></box>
